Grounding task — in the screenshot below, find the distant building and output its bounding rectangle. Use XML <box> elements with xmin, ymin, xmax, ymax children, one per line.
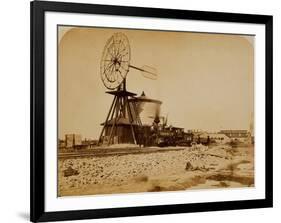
<box><xmin>200</xmin><ymin>132</ymin><xmax>231</xmax><ymax>144</ymax></box>
<box><xmin>249</xmin><ymin>112</ymin><xmax>254</xmax><ymax>144</ymax></box>
<box><xmin>65</xmin><ymin>134</ymin><xmax>82</xmax><ymax>148</ymax></box>
<box><xmin>187</xmin><ymin>129</ymin><xmax>205</xmax><ymax>143</ymax></box>
<box><xmin>83</xmin><ymin>138</ymin><xmax>98</xmax><ymax>148</ymax></box>
<box><xmin>219</xmin><ymin>130</ymin><xmax>250</xmax><ymax>142</ymax></box>
<box><xmin>187</xmin><ymin>129</ymin><xmax>204</xmax><ymax>134</ymax></box>
<box><xmin>58</xmin><ymin>139</ymin><xmax>65</xmax><ymax>149</ymax></box>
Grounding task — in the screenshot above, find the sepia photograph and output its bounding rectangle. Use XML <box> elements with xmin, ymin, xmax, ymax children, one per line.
<box><xmin>57</xmin><ymin>25</ymin><xmax>255</xmax><ymax>197</ymax></box>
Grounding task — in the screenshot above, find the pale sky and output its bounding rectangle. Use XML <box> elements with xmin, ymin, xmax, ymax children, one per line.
<box><xmin>58</xmin><ymin>26</ymin><xmax>254</xmax><ymax>139</ymax></box>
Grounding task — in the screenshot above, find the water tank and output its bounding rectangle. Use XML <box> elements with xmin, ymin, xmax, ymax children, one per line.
<box><xmin>129</xmin><ymin>91</ymin><xmax>162</xmax><ymax>126</ymax></box>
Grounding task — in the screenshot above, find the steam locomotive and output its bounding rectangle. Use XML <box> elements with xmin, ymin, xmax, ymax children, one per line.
<box><xmin>136</xmin><ymin>122</ymin><xmax>194</xmax><ymax>147</ymax></box>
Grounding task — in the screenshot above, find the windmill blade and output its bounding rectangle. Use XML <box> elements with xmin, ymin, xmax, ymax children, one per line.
<box><xmin>129</xmin><ymin>65</ymin><xmax>158</xmax><ymax>80</ymax></box>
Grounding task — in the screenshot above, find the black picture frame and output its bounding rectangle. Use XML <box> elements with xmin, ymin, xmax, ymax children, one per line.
<box><xmin>30</xmin><ymin>0</ymin><xmax>273</xmax><ymax>222</ymax></box>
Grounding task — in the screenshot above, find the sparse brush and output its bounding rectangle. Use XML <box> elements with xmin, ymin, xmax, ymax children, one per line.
<box><xmin>219</xmin><ymin>181</ymin><xmax>229</xmax><ymax>187</ymax></box>
<box><xmin>181</xmin><ymin>175</ymin><xmax>206</xmax><ymax>188</ymax></box>
<box><xmin>135</xmin><ymin>175</ymin><xmax>149</xmax><ymax>182</ymax></box>
<box><xmin>226</xmin><ymin>160</ymin><xmax>251</xmax><ymax>173</ymax></box>
<box><xmin>207</xmin><ymin>174</ymin><xmax>254</xmax><ymax>186</ymax></box>
<box><xmin>148</xmin><ymin>185</ymin><xmax>164</xmax><ymax>192</ymax></box>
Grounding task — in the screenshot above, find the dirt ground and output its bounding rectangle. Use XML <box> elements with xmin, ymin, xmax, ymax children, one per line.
<box><xmin>58</xmin><ymin>145</ymin><xmax>254</xmax><ymax>197</ymax></box>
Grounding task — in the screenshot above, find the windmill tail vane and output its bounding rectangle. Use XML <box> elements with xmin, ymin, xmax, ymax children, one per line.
<box><xmin>129</xmin><ymin>65</ymin><xmax>158</xmax><ymax>80</ymax></box>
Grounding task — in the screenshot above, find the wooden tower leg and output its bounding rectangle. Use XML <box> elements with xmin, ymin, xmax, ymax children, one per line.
<box><xmin>98</xmin><ymin>96</ymin><xmax>117</xmax><ymax>145</ymax></box>
<box><xmin>126</xmin><ymin>97</ymin><xmax>137</xmax><ymax>144</ymax></box>
<box><xmin>108</xmin><ymin>96</ymin><xmax>121</xmax><ymax>145</ymax></box>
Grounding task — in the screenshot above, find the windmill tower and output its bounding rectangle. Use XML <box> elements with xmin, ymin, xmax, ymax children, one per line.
<box><xmin>98</xmin><ymin>33</ymin><xmax>157</xmax><ymax>146</ymax></box>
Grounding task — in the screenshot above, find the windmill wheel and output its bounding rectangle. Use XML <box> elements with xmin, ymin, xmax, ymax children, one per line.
<box><xmin>100</xmin><ymin>33</ymin><xmax>131</xmax><ymax>90</ymax></box>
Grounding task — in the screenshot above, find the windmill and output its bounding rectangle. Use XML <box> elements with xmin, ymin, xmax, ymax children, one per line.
<box><xmin>98</xmin><ymin>33</ymin><xmax>157</xmax><ymax>146</ymax></box>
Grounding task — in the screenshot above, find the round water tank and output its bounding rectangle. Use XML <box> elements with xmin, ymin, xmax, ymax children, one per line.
<box><xmin>129</xmin><ymin>92</ymin><xmax>162</xmax><ymax>126</ymax></box>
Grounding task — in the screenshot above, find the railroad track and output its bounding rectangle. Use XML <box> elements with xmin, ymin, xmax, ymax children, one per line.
<box><xmin>58</xmin><ymin>147</ymin><xmax>185</xmax><ymax>159</ymax></box>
